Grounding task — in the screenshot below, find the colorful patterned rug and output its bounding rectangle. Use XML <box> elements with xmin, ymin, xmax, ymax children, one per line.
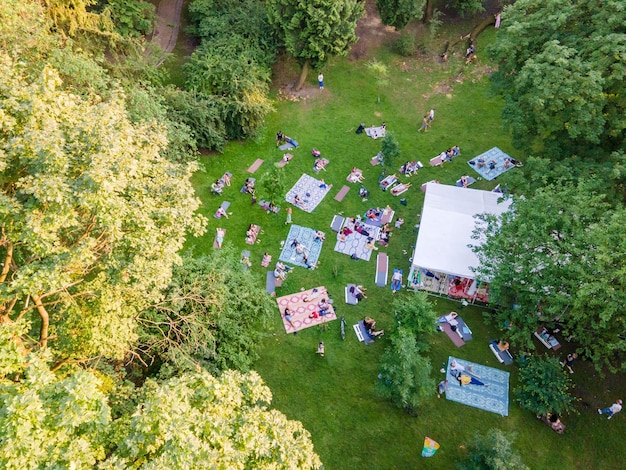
<box><xmin>276</xmin><ymin>286</ymin><xmax>337</xmax><ymax>334</ymax></box>
<box><xmin>278</xmin><ymin>225</ymin><xmax>324</xmax><ymax>268</ymax></box>
<box><xmin>467</xmin><ymin>147</ymin><xmax>515</xmax><ymax>181</ymax></box>
<box><xmin>333</xmin><ymin>219</ymin><xmax>381</xmax><ymax>261</ymax></box>
<box><xmin>285</xmin><ymin>173</ymin><xmax>332</xmax><ymax>213</ymax></box>
<box><xmin>445</xmin><ymin>356</ymin><xmax>510</xmax><ymax>416</ymax></box>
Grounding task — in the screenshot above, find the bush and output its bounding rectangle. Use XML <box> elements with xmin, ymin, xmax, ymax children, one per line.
<box><xmin>515</xmin><ymin>356</ymin><xmax>576</xmax><ymax>416</ymax></box>
<box><xmin>394</xmin><ymin>31</ymin><xmax>416</xmax><ymax>57</ymax></box>
<box><xmin>459</xmin><ymin>428</ymin><xmax>528</xmax><ymax>470</ymax></box>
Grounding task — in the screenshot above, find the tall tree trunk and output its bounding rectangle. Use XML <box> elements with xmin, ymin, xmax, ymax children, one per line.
<box><xmin>32</xmin><ymin>295</ymin><xmax>50</xmax><ymax>349</ymax></box>
<box><xmin>423</xmin><ymin>0</ymin><xmax>433</xmax><ymax>23</ymax></box>
<box><xmin>470</xmin><ymin>15</ymin><xmax>496</xmax><ymax>39</ymax></box>
<box><xmin>295</xmin><ymin>60</ymin><xmax>309</xmax><ymax>91</ymax></box>
<box><xmin>0</xmin><ymin>239</ymin><xmax>12</xmax><ymax>284</ymax></box>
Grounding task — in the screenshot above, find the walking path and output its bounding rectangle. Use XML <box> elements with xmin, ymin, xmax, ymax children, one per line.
<box><xmin>151</xmin><ymin>0</ymin><xmax>184</xmax><ymax>61</ymax></box>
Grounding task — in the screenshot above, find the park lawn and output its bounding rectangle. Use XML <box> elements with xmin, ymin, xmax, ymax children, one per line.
<box><xmin>184</xmin><ymin>26</ymin><xmax>626</xmax><ymax>470</ymax></box>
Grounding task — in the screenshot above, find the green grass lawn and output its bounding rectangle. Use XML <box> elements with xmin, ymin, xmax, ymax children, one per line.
<box><xmin>183</xmin><ymin>27</ymin><xmax>626</xmax><ymax>470</ymax></box>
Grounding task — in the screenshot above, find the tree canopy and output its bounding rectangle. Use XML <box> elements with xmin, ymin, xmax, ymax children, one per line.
<box><xmin>489</xmin><ymin>0</ymin><xmax>626</xmax><ymax>157</ymax></box>
<box><xmin>376</xmin><ymin>0</ymin><xmax>426</xmax><ymax>30</ymax></box>
<box><xmin>0</xmin><ymin>54</ymin><xmax>206</xmax><ymax>361</ymax></box>
<box><xmin>473</xmin><ymin>185</ymin><xmax>626</xmax><ymax>370</ymax></box>
<box><xmin>267</xmin><ymin>0</ymin><xmax>364</xmax><ymax>90</ymax></box>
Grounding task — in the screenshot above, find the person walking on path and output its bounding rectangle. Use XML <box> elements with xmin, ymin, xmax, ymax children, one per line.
<box><xmin>598</xmin><ymin>400</ymin><xmax>622</xmax><ymax>419</ymax></box>
<box><xmin>285</xmin><ymin>207</ymin><xmax>292</xmax><ymax>225</ymax></box>
<box><xmin>318</xmin><ymin>73</ymin><xmax>324</xmax><ymax>90</ymax></box>
<box><xmin>560</xmin><ymin>353</ymin><xmax>578</xmax><ymax>374</ymax></box>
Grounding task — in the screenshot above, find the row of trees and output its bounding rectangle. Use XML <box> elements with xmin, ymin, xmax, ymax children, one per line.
<box><xmin>473</xmin><ymin>0</ymin><xmax>626</xmax><ymax>371</ymax></box>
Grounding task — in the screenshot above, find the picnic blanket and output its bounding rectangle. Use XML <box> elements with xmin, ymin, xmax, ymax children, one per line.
<box><xmin>285</xmin><ymin>173</ymin><xmax>332</xmax><ymax>213</ymax></box>
<box><xmin>276</xmin><ymin>286</ymin><xmax>336</xmax><ymax>334</ymax></box>
<box><xmin>365</xmin><ymin>126</ymin><xmax>386</xmax><ymax>139</ymax></box>
<box><xmin>446</xmin><ymin>356</ymin><xmax>510</xmax><ymax>416</ymax></box>
<box><xmin>468</xmin><ymin>147</ymin><xmax>516</xmax><ymax>181</ymax></box>
<box><xmin>334</xmin><ymin>220</ymin><xmax>381</xmax><ymax>261</ymax></box>
<box><xmin>278</xmin><ymin>224</ymin><xmax>324</xmax><ymax>268</ymax></box>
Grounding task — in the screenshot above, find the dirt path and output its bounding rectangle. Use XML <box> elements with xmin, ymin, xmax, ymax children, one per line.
<box><xmin>151</xmin><ymin>0</ymin><xmax>184</xmax><ymax>56</ymax></box>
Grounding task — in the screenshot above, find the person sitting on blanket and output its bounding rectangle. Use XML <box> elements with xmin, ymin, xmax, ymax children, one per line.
<box><xmin>302</xmin><ymin>254</ymin><xmax>317</xmax><ymax>270</ymax></box>
<box><xmin>452</xmin><ymin>145</ymin><xmax>461</xmax><ymax>156</ymax></box>
<box><xmin>312</xmin><ymin>148</ymin><xmax>321</xmax><ymax>157</ymax></box>
<box><xmin>313</xmin><ymin>158</ymin><xmax>327</xmax><ymax>172</ymax></box>
<box><xmin>487</xmin><ymin>160</ymin><xmax>497</xmax><ymax>173</ymax></box>
<box><xmin>215</xmin><ymin>228</ymin><xmax>226</xmax><ymax>248</ymax></box>
<box><xmin>294</xmin><ymin>194</ymin><xmax>304</xmax><ymax>206</ymax></box>
<box><xmin>244</xmin><ymin>178</ymin><xmax>255</xmax><ymax>195</ymax></box>
<box><xmin>241</xmin><ymin>254</ymin><xmax>252</xmax><ymax>267</ymax></box>
<box><xmin>212</xmin><ymin>180</ymin><xmax>224</xmax><ymax>194</ymax></box>
<box><xmin>497</xmin><ymin>340</ymin><xmax>510</xmax><ymax>351</ymax></box>
<box><xmin>314</xmin><ymin>230</ymin><xmax>326</xmax><ymax>242</ymax></box>
<box><xmin>215</xmin><ymin>206</ymin><xmax>228</xmax><ymax>219</ymax></box>
<box><xmin>476</xmin><ymin>156</ymin><xmax>486</xmax><ymax>168</ymax></box>
<box><xmin>365</xmin><ymin>238</ymin><xmax>378</xmax><ymax>251</ymax></box>
<box><xmin>457</xmin><ymin>374</ymin><xmax>488</xmax><ymax>387</ymax></box>
<box><xmin>395</xmin><ymin>217</ymin><xmax>404</xmax><ymax>228</ymax></box>
<box><xmin>363</xmin><ymin>316</ymin><xmax>384</xmax><ymax>338</ymax></box>
<box><xmin>282</xmin><ymin>153</ymin><xmax>294</xmax><ymax>163</ymax></box>
<box><xmin>261</xmin><ymin>252</ymin><xmax>272</xmax><ymax>267</ymax></box>
<box><xmin>353</xmin><ymin>285</ymin><xmax>367</xmax><ymax>301</ymax></box>
<box><xmin>283</xmin><ymin>135</ymin><xmax>298</xmax><ymax>147</ymax></box>
<box><xmin>220</xmin><ymin>173</ymin><xmax>231</xmax><ymax>186</ymax></box>
<box><xmin>366</xmin><ymin>208</ymin><xmax>378</xmax><ymax>220</ymax></box>
<box><xmin>283</xmin><ymin>307</ymin><xmax>295</xmax><ymax>327</ymax></box>
<box><xmin>461</xmin><ymin>175</ymin><xmax>469</xmax><ymax>188</ymax></box>
<box><xmin>503</xmin><ymin>157</ymin><xmax>513</xmax><ymax>169</ymax></box>
<box><xmin>348</xmin><ymin>168</ymin><xmax>365</xmax><ymax>183</ymax></box>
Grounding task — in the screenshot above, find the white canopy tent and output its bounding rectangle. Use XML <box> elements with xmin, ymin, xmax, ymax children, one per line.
<box><xmin>409</xmin><ymin>183</ymin><xmax>511</xmax><ymax>294</ymax></box>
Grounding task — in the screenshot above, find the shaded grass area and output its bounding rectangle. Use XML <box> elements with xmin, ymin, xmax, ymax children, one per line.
<box><xmin>184</xmin><ymin>25</ymin><xmax>626</xmax><ymax>470</ymax></box>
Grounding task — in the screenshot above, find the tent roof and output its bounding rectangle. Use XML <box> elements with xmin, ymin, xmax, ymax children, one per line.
<box><xmin>412</xmin><ymin>183</ymin><xmax>511</xmax><ymax>279</ymax></box>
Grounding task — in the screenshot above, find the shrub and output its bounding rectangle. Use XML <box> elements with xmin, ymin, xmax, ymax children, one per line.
<box><xmin>394</xmin><ymin>31</ymin><xmax>416</xmax><ymax>57</ymax></box>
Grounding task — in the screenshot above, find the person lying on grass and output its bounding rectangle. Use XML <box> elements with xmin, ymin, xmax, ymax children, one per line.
<box><xmin>364</xmin><ymin>316</ymin><xmax>384</xmax><ymax>337</ymax></box>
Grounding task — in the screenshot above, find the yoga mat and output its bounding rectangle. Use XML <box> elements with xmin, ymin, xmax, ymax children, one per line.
<box><xmin>247</xmin><ymin>158</ymin><xmax>264</xmax><ymax>173</ymax></box>
<box><xmin>441</xmin><ymin>321</ymin><xmax>465</xmax><ymax>347</ymax></box>
<box><xmin>334</xmin><ymin>185</ymin><xmax>350</xmax><ymax>202</ymax></box>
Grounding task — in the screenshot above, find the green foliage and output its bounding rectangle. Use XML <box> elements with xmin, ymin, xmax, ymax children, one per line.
<box><xmin>380</xmin><ymin>131</ymin><xmax>401</xmax><ymax>172</ymax></box>
<box><xmin>488</xmin><ymin>0</ymin><xmax>626</xmax><ymax>157</ymax></box>
<box><xmin>0</xmin><ymin>54</ymin><xmax>206</xmax><ymax>361</ymax></box>
<box><xmin>185</xmin><ymin>0</ymin><xmax>276</xmax><ymax>139</ymax></box>
<box><xmin>161</xmin><ymin>86</ymin><xmax>227</xmax><ymax>152</ymax></box>
<box><xmin>267</xmin><ymin>0</ymin><xmax>364</xmax><ymax>71</ymax></box>
<box><xmin>0</xmin><ymin>346</ymin><xmax>111</xmax><ymax>469</ymax></box>
<box><xmin>377</xmin><ymin>328</ymin><xmax>435</xmax><ymax>412</ymax></box>
<box><xmin>446</xmin><ymin>0</ymin><xmax>485</xmax><ymax>17</ymax></box>
<box><xmin>392</xmin><ymin>293</ymin><xmax>437</xmax><ymax>350</ymax></box>
<box><xmin>428</xmin><ymin>9</ymin><xmax>445</xmax><ymax>39</ymax></box>
<box><xmin>515</xmin><ymin>356</ymin><xmax>576</xmax><ymax>417</ymax></box>
<box><xmin>105</xmin><ymin>0</ymin><xmax>155</xmax><ymax>37</ymax></box>
<box><xmin>473</xmin><ymin>185</ymin><xmax>626</xmax><ymax>370</ymax></box>
<box><xmin>394</xmin><ymin>31</ymin><xmax>417</xmax><ymax>56</ymax></box>
<box><xmin>260</xmin><ymin>166</ymin><xmax>288</xmax><ymax>205</ymax></box>
<box><xmin>459</xmin><ymin>428</ymin><xmax>528</xmax><ymax>470</ymax></box>
<box><xmin>105</xmin><ymin>370</ymin><xmax>322</xmax><ymax>469</ymax></box>
<box><xmin>376</xmin><ymin>0</ymin><xmax>426</xmax><ymax>30</ymax></box>
<box><xmin>137</xmin><ymin>249</ymin><xmax>274</xmax><ymax>375</ymax></box>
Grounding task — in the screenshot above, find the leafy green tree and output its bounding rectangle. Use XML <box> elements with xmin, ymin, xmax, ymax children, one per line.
<box><xmin>377</xmin><ymin>328</ymin><xmax>435</xmax><ymax>413</ymax></box>
<box><xmin>0</xmin><ymin>55</ymin><xmax>206</xmax><ymax>361</ymax></box>
<box><xmin>515</xmin><ymin>356</ymin><xmax>576</xmax><ymax>417</ymax></box>
<box><xmin>0</xmin><ymin>328</ymin><xmax>112</xmax><ymax>469</ymax></box>
<box><xmin>376</xmin><ymin>0</ymin><xmax>426</xmax><ymax>30</ymax></box>
<box><xmin>459</xmin><ymin>428</ymin><xmax>528</xmax><ymax>470</ymax></box>
<box><xmin>105</xmin><ymin>370</ymin><xmax>322</xmax><ymax>469</ymax></box>
<box><xmin>392</xmin><ymin>293</ymin><xmax>437</xmax><ymax>350</ymax></box>
<box><xmin>267</xmin><ymin>0</ymin><xmax>364</xmax><ymax>90</ymax></box>
<box><xmin>136</xmin><ymin>249</ymin><xmax>274</xmax><ymax>374</ymax></box>
<box><xmin>260</xmin><ymin>166</ymin><xmax>288</xmax><ymax>206</ymax></box>
<box><xmin>0</xmin><ymin>329</ymin><xmax>321</xmax><ymax>469</ymax></box>
<box><xmin>380</xmin><ymin>131</ymin><xmax>401</xmax><ymax>174</ymax></box>
<box><xmin>473</xmin><ymin>185</ymin><xmax>626</xmax><ymax>370</ymax></box>
<box><xmin>105</xmin><ymin>0</ymin><xmax>155</xmax><ymax>37</ymax></box>
<box><xmin>488</xmin><ymin>0</ymin><xmax>626</xmax><ymax>157</ymax></box>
